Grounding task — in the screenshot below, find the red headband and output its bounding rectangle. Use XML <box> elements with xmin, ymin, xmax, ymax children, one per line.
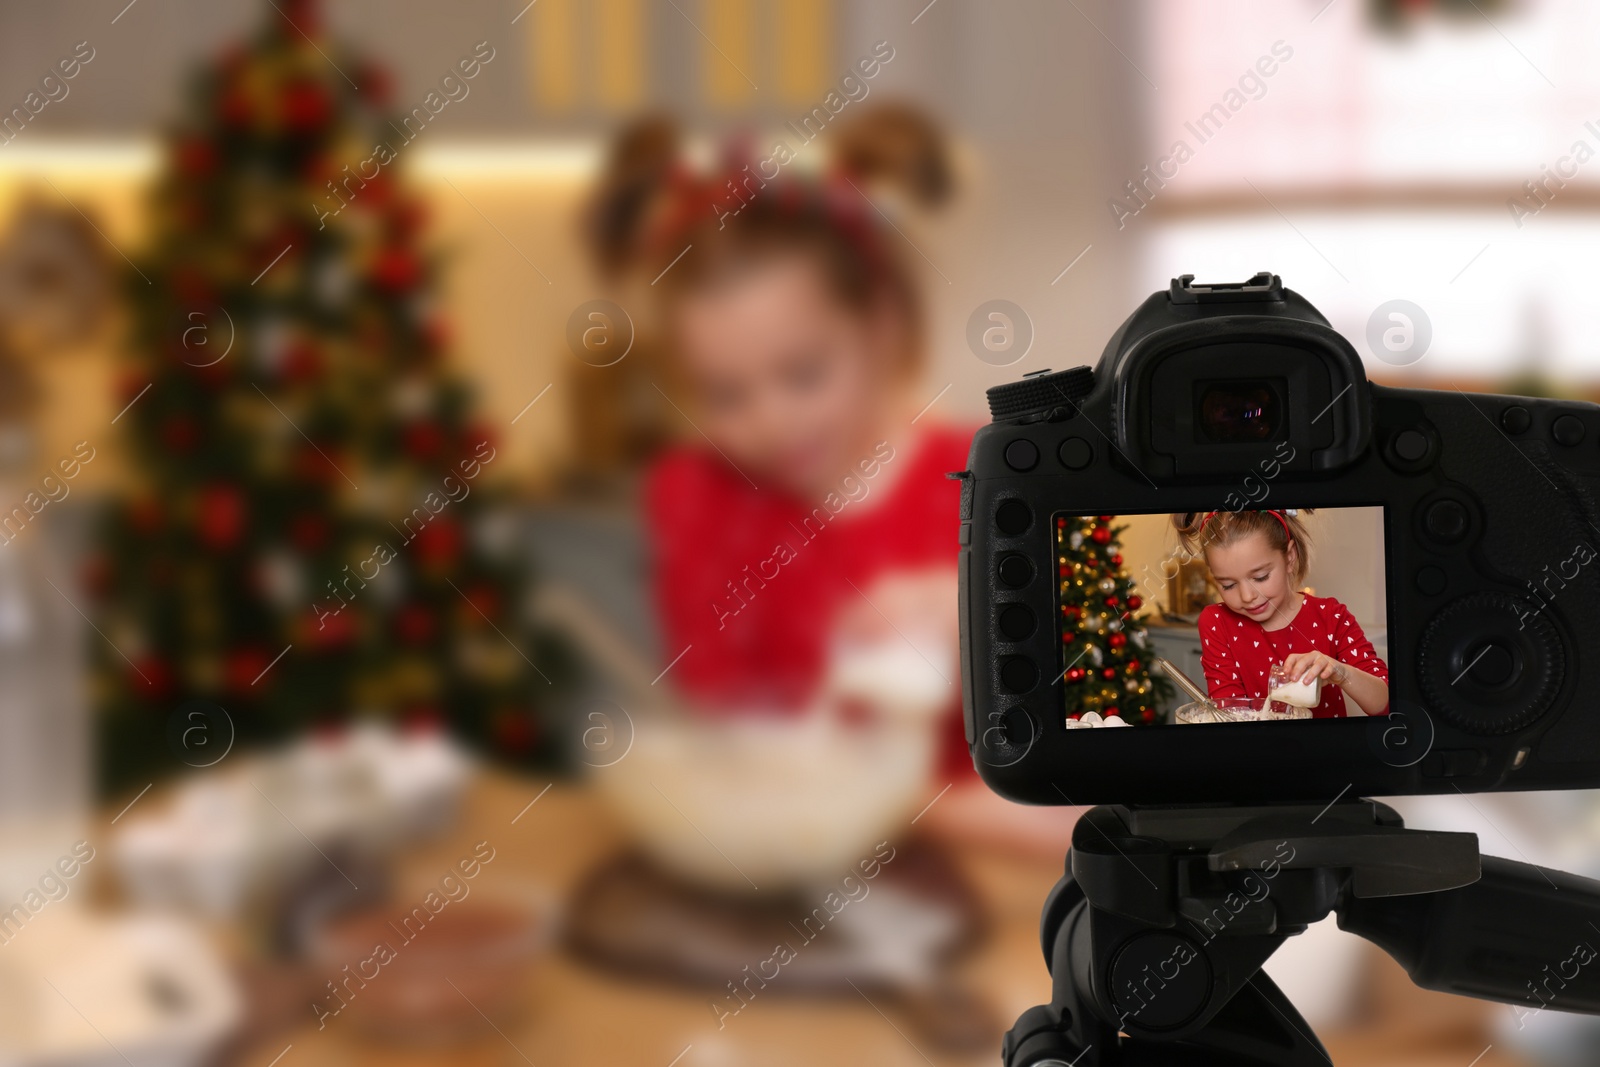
<box><xmin>1200</xmin><ymin>509</ymin><xmax>1293</xmax><ymax>543</ymax></box>
<box><xmin>637</xmin><ymin>138</ymin><xmax>889</xmax><ymax>278</ymax></box>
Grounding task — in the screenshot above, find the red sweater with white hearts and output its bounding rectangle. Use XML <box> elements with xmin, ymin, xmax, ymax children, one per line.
<box><xmin>1197</xmin><ymin>594</ymin><xmax>1389</xmax><ymax>718</ymax></box>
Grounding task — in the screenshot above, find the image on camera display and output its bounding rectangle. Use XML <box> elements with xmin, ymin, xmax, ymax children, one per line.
<box><xmin>1052</xmin><ymin>506</ymin><xmax>1389</xmax><ymax>728</ymax></box>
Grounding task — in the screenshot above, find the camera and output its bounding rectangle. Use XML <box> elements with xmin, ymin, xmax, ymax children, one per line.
<box><xmin>957</xmin><ymin>271</ymin><xmax>1600</xmax><ymax>806</ymax></box>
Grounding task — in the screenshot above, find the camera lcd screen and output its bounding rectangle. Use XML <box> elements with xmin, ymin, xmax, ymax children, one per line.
<box><xmin>1052</xmin><ymin>507</ymin><xmax>1388</xmax><ymax>727</ymax></box>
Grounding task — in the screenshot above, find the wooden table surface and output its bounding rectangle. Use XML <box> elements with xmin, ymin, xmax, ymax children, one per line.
<box><xmin>213</xmin><ymin>772</ymin><xmax>1529</xmax><ymax>1067</ymax></box>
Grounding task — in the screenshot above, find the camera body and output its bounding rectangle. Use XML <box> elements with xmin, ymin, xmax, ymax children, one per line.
<box><xmin>958</xmin><ymin>272</ymin><xmax>1600</xmax><ymax>806</ymax></box>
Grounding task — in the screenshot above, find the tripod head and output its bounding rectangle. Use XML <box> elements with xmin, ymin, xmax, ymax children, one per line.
<box><xmin>1004</xmin><ymin>800</ymin><xmax>1600</xmax><ymax>1066</ymax></box>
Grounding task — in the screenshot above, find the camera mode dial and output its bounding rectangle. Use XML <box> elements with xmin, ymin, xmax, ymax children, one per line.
<box><xmin>987</xmin><ymin>366</ymin><xmax>1094</xmax><ymax>422</ymax></box>
<box><xmin>1417</xmin><ymin>592</ymin><xmax>1563</xmax><ymax>736</ymax></box>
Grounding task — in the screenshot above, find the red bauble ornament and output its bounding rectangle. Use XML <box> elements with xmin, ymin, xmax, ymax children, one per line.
<box><xmin>1058</xmin><ymin>564</ymin><xmax>1069</xmax><ymax>577</ymax></box>
<box><xmin>402</xmin><ymin>421</ymin><xmax>444</xmax><ymax>461</ymax></box>
<box><xmin>307</xmin><ymin>605</ymin><xmax>356</xmax><ymax>649</ymax></box>
<box><xmin>1102</xmin><ymin>667</ymin><xmax>1116</xmax><ymax>679</ymax></box>
<box><xmin>1127</xmin><ymin>595</ymin><xmax>1142</xmax><ymax>610</ymax></box>
<box><xmin>1140</xmin><ymin>709</ymin><xmax>1155</xmax><ymax>723</ymax></box>
<box><xmin>1056</xmin><ymin>517</ymin><xmax>1067</xmax><ymax>528</ymax></box>
<box><xmin>1111</xmin><ymin>554</ymin><xmax>1123</xmax><ymax>566</ymax></box>
<box><xmin>1109</xmin><ymin>633</ymin><xmax>1128</xmax><ymax>649</ymax></box>
<box><xmin>282</xmin><ymin>80</ymin><xmax>332</xmax><ymax>131</ymax></box>
<box><xmin>362</xmin><ymin>170</ymin><xmax>397</xmax><ymax>210</ymax></box>
<box><xmin>224</xmin><ymin>647</ymin><xmax>272</xmax><ymax>693</ymax></box>
<box><xmin>131</xmin><ymin>656</ymin><xmax>173</xmax><ymax>700</ymax></box>
<box><xmin>414</xmin><ymin>516</ymin><xmax>463</xmax><ymax>568</ymax></box>
<box><xmin>1062</xmin><ymin>632</ymin><xmax>1075</xmax><ymax>644</ymax></box>
<box><xmin>371</xmin><ymin>246</ymin><xmax>420</xmax><ymax>292</ymax></box>
<box><xmin>1105</xmin><ymin>595</ymin><xmax>1119</xmax><ymax>607</ymax></box>
<box><xmin>1066</xmin><ymin>667</ymin><xmax>1085</xmax><ymax>681</ymax></box>
<box><xmin>275</xmin><ymin>0</ymin><xmax>321</xmax><ymax>34</ymax></box>
<box><xmin>1091</xmin><ymin>526</ymin><xmax>1112</xmax><ymax>545</ymax></box>
<box><xmin>197</xmin><ymin>484</ymin><xmax>246</xmax><ymax>550</ymax></box>
<box><xmin>1098</xmin><ymin>515</ymin><xmax>1114</xmax><ymax>522</ymax></box>
<box><xmin>1105</xmin><ymin>705</ymin><xmax>1120</xmax><ymax>718</ymax></box>
<box><xmin>1127</xmin><ymin>658</ymin><xmax>1141</xmax><ymax>672</ymax></box>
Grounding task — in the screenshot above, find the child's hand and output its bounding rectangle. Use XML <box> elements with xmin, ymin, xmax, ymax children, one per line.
<box><xmin>1281</xmin><ymin>650</ymin><xmax>1347</xmax><ymax>686</ymax></box>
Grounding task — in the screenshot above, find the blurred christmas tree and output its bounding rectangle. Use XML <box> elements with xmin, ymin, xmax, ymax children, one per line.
<box><xmin>1056</xmin><ymin>515</ymin><xmax>1171</xmax><ymax>724</ymax></box>
<box><xmin>89</xmin><ymin>0</ymin><xmax>568</xmax><ymax>791</ymax></box>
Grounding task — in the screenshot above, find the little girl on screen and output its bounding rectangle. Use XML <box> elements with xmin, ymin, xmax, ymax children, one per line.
<box><xmin>1170</xmin><ymin>509</ymin><xmax>1389</xmax><ymax>718</ymax></box>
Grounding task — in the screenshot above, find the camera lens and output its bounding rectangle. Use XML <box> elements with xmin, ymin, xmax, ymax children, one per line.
<box><xmin>1198</xmin><ymin>381</ymin><xmax>1281</xmax><ymax>443</ymax></box>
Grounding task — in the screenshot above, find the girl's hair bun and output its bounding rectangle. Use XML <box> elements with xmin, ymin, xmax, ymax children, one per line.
<box><xmin>832</xmin><ymin>102</ymin><xmax>953</xmax><ymax>210</ymax></box>
<box><xmin>584</xmin><ymin>113</ymin><xmax>681</xmax><ymax>278</ymax></box>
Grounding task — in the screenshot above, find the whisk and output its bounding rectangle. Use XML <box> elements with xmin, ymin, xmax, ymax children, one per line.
<box><xmin>1151</xmin><ymin>656</ymin><xmax>1230</xmax><ymax>723</ymax></box>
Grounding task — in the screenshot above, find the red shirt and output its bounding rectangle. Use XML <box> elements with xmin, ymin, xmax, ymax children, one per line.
<box><xmin>1198</xmin><ymin>594</ymin><xmax>1389</xmax><ymax>718</ymax></box>
<box><xmin>643</xmin><ymin>423</ymin><xmax>978</xmax><ymax>779</ymax></box>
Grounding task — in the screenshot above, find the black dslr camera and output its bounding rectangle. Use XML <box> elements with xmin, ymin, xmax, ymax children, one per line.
<box><xmin>958</xmin><ymin>274</ymin><xmax>1600</xmax><ymax>1065</ymax></box>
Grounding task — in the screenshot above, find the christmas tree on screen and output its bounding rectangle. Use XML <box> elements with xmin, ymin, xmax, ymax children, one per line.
<box><xmin>1056</xmin><ymin>515</ymin><xmax>1170</xmax><ymax>723</ymax></box>
<box><xmin>88</xmin><ymin>0</ymin><xmax>565</xmax><ymax>790</ymax></box>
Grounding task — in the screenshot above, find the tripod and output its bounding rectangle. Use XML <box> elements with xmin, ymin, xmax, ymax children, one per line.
<box><xmin>1002</xmin><ymin>800</ymin><xmax>1600</xmax><ymax>1065</ymax></box>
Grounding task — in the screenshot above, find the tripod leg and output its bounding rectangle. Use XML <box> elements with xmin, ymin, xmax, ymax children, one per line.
<box><xmin>1004</xmin><ymin>872</ymin><xmax>1114</xmax><ymax>1066</ymax></box>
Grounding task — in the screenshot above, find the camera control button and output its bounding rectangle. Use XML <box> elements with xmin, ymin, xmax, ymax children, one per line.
<box><xmin>996</xmin><ymin>500</ymin><xmax>1032</xmax><ymax>536</ymax></box>
<box><xmin>1553</xmin><ymin>414</ymin><xmax>1586</xmax><ymax>446</ymax></box>
<box><xmin>1005</xmin><ymin>439</ymin><xmax>1040</xmax><ymax>471</ymax></box>
<box><xmin>999</xmin><ymin>605</ymin><xmax>1036</xmax><ymax>641</ymax></box>
<box><xmin>997</xmin><ymin>553</ymin><xmax>1033</xmax><ymax>587</ymax></box>
<box><xmin>1465</xmin><ymin>640</ymin><xmax>1516</xmax><ymax>687</ymax></box>
<box><xmin>1414</xmin><ymin>566</ymin><xmax>1447</xmax><ymax>596</ymax></box>
<box><xmin>1000</xmin><ymin>656</ymin><xmax>1039</xmax><ymax>693</ymax></box>
<box><xmin>1058</xmin><ymin>437</ymin><xmax>1093</xmax><ymax>470</ymax></box>
<box><xmin>1501</xmin><ymin>405</ymin><xmax>1531</xmax><ymax>434</ymax></box>
<box><xmin>1394</xmin><ymin>429</ymin><xmax>1429</xmax><ymax>462</ymax></box>
<box><xmin>1423</xmin><ymin>500</ymin><xmax>1469</xmax><ymax>543</ymax></box>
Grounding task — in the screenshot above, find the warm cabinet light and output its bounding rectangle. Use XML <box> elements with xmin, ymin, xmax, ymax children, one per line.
<box><xmin>0</xmin><ymin>138</ymin><xmax>608</xmax><ymax>181</ymax></box>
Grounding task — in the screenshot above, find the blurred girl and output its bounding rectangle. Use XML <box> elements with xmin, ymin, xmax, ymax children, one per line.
<box><xmin>586</xmin><ymin>105</ymin><xmax>1071</xmax><ymax>853</ymax></box>
<box><xmin>1170</xmin><ymin>509</ymin><xmax>1389</xmax><ymax>717</ymax></box>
